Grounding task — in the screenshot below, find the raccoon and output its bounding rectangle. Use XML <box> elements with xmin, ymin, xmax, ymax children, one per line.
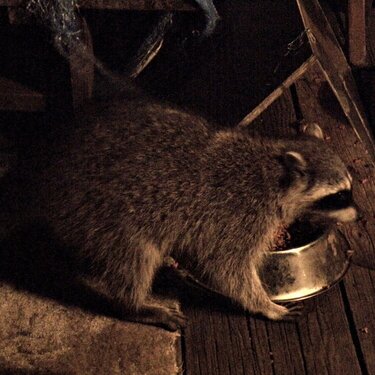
<box><xmin>1</xmin><ymin>94</ymin><xmax>356</xmax><ymax>330</ymax></box>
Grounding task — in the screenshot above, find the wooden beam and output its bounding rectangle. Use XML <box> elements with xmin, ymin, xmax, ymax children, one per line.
<box><xmin>348</xmin><ymin>0</ymin><xmax>367</xmax><ymax>66</ymax></box>
<box><xmin>237</xmin><ymin>56</ymin><xmax>316</xmax><ymax>128</ymax></box>
<box><xmin>296</xmin><ymin>0</ymin><xmax>375</xmax><ymax>161</ymax></box>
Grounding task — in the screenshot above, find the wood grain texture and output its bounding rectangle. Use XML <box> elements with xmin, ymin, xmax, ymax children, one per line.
<box><xmin>344</xmin><ymin>265</ymin><xmax>375</xmax><ymax>374</ymax></box>
<box><xmin>297</xmin><ymin>287</ymin><xmax>362</xmax><ymax>375</ymax></box>
<box><xmin>365</xmin><ymin>7</ymin><xmax>375</xmax><ymax>65</ymax></box>
<box><xmin>348</xmin><ymin>0</ymin><xmax>367</xmax><ymax>66</ymax></box>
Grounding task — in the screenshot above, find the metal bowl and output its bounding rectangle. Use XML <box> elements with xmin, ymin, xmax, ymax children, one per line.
<box><xmin>259</xmin><ymin>225</ymin><xmax>352</xmax><ymax>302</ymax></box>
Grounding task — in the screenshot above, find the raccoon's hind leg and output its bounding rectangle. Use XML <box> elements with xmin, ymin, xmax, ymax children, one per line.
<box><xmin>98</xmin><ymin>240</ymin><xmax>186</xmax><ymax>331</ymax></box>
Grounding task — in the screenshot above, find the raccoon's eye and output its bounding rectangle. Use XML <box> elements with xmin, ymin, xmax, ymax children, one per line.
<box><xmin>314</xmin><ymin>190</ymin><xmax>353</xmax><ymax>210</ymax></box>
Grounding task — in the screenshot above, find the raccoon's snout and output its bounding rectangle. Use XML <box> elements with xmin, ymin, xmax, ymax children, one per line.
<box><xmin>312</xmin><ymin>189</ymin><xmax>358</xmax><ymax>223</ymax></box>
<box><xmin>327</xmin><ymin>206</ymin><xmax>358</xmax><ymax>222</ymax></box>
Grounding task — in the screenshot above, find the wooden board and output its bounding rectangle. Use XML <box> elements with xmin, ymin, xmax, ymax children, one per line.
<box><xmin>348</xmin><ymin>0</ymin><xmax>368</xmax><ymax>66</ymax></box>
<box><xmin>295</xmin><ymin>58</ymin><xmax>375</xmax><ymax>375</ymax></box>
<box><xmin>344</xmin><ymin>265</ymin><xmax>375</xmax><ymax>374</ymax></box>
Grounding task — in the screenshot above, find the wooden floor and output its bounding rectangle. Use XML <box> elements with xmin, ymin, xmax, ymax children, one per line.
<box><xmin>180</xmin><ymin>61</ymin><xmax>375</xmax><ymax>375</ymax></box>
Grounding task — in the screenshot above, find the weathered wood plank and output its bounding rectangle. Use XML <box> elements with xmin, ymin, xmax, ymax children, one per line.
<box><xmin>297</xmin><ymin>286</ymin><xmax>362</xmax><ymax>375</ymax></box>
<box><xmin>343</xmin><ymin>265</ymin><xmax>375</xmax><ymax>374</ymax></box>
<box><xmin>365</xmin><ymin>7</ymin><xmax>375</xmax><ymax>65</ymax></box>
<box><xmin>262</xmin><ymin>320</ymin><xmax>306</xmax><ymax>375</ymax></box>
<box><xmin>183</xmin><ymin>303</ymin><xmax>264</xmax><ymax>375</ymax></box>
<box><xmin>348</xmin><ymin>0</ymin><xmax>367</xmax><ymax>66</ymax></box>
<box><xmin>295</xmin><ymin>58</ymin><xmax>375</xmax><ymax>374</ymax></box>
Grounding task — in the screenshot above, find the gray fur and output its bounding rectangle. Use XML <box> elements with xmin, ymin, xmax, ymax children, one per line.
<box><xmin>2</xmin><ymin>94</ymin><xmax>356</xmax><ymax>330</ymax></box>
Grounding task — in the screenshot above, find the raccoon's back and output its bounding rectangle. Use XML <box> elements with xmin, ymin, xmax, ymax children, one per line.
<box><xmin>32</xmin><ymin>97</ymin><xmax>212</xmax><ymax>248</ymax></box>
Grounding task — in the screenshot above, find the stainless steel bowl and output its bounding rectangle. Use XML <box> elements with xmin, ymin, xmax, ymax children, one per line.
<box><xmin>259</xmin><ymin>226</ymin><xmax>352</xmax><ymax>302</ymax></box>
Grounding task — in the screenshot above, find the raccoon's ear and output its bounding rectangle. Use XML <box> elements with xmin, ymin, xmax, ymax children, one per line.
<box><xmin>301</xmin><ymin>122</ymin><xmax>324</xmax><ymax>140</ymax></box>
<box><xmin>283</xmin><ymin>151</ymin><xmax>307</xmax><ymax>173</ymax></box>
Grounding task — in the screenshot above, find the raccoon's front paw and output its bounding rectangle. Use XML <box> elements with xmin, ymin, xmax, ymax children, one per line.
<box><xmin>280</xmin><ymin>302</ymin><xmax>304</xmax><ymax>321</ymax></box>
<box><xmin>157</xmin><ymin>305</ymin><xmax>188</xmax><ymax>331</ymax></box>
<box><xmin>143</xmin><ymin>299</ymin><xmax>188</xmax><ymax>331</ymax></box>
<box><xmin>118</xmin><ymin>299</ymin><xmax>187</xmax><ymax>331</ymax></box>
<box><xmin>263</xmin><ymin>301</ymin><xmax>304</xmax><ymax>321</ymax></box>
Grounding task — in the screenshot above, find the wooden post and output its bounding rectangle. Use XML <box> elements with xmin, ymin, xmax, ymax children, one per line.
<box><xmin>348</xmin><ymin>0</ymin><xmax>373</xmax><ymax>66</ymax></box>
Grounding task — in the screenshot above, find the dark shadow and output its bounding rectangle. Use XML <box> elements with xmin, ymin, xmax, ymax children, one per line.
<box><xmin>0</xmin><ymin>221</ymin><xmax>206</xmax><ymax>323</ymax></box>
<box><xmin>0</xmin><ymin>222</ymin><xmax>120</xmax><ymax>320</ymax></box>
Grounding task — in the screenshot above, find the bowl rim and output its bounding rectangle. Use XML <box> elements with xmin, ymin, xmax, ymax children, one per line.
<box><xmin>269</xmin><ymin>224</ymin><xmax>329</xmax><ymax>255</ymax></box>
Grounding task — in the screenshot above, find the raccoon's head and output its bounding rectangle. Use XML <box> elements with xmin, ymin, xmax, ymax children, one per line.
<box><xmin>283</xmin><ymin>123</ymin><xmax>357</xmax><ymax>223</ymax></box>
